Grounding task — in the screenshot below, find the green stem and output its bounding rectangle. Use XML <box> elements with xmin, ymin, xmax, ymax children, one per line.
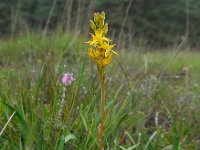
<box><xmin>99</xmin><ymin>72</ymin><xmax>105</xmax><ymax>150</ymax></box>
<box><xmin>101</xmin><ymin>73</ymin><xmax>105</xmax><ymax>126</ymax></box>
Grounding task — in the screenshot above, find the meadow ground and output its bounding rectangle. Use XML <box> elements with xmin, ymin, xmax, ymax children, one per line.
<box><xmin>0</xmin><ymin>32</ymin><xmax>200</xmax><ymax>149</ymax></box>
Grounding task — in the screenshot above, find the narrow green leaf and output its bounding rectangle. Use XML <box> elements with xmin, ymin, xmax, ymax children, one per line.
<box><xmin>65</xmin><ymin>134</ymin><xmax>77</xmax><ymax>143</ymax></box>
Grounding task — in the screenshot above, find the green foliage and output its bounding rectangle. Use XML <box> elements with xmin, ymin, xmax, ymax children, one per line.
<box><xmin>0</xmin><ymin>33</ymin><xmax>200</xmax><ymax>149</ymax></box>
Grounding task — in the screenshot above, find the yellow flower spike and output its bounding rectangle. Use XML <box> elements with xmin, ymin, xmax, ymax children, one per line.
<box><xmin>86</xmin><ymin>12</ymin><xmax>118</xmax><ymax>150</ymax></box>
<box><xmin>86</xmin><ymin>11</ymin><xmax>117</xmax><ymax>69</ymax></box>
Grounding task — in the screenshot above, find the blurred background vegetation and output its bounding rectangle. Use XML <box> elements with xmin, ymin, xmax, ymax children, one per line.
<box><xmin>0</xmin><ymin>0</ymin><xmax>199</xmax><ymax>48</ymax></box>
<box><xmin>1</xmin><ymin>1</ymin><xmax>200</xmax><ymax>149</ymax></box>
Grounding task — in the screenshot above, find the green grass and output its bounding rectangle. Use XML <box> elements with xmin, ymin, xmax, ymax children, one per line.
<box><xmin>0</xmin><ymin>32</ymin><xmax>200</xmax><ymax>149</ymax></box>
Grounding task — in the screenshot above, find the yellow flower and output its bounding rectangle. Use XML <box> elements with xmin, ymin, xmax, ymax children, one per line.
<box><xmin>86</xmin><ymin>11</ymin><xmax>117</xmax><ymax>69</ymax></box>
<box><xmin>85</xmin><ymin>31</ymin><xmax>110</xmax><ymax>47</ymax></box>
<box><xmin>97</xmin><ymin>54</ymin><xmax>112</xmax><ymax>67</ymax></box>
<box><xmin>88</xmin><ymin>48</ymin><xmax>101</xmax><ymax>59</ymax></box>
<box><xmin>88</xmin><ymin>47</ymin><xmax>113</xmax><ymax>68</ymax></box>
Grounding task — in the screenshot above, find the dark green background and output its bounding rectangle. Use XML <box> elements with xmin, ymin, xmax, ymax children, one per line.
<box><xmin>0</xmin><ymin>0</ymin><xmax>199</xmax><ymax>47</ymax></box>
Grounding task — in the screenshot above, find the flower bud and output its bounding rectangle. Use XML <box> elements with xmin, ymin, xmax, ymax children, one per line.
<box><xmin>103</xmin><ymin>23</ymin><xmax>108</xmax><ymax>35</ymax></box>
<box><xmin>90</xmin><ymin>20</ymin><xmax>96</xmax><ymax>31</ymax></box>
<box><xmin>94</xmin><ymin>13</ymin><xmax>99</xmax><ymax>23</ymax></box>
<box><xmin>101</xmin><ymin>11</ymin><xmax>105</xmax><ymax>20</ymax></box>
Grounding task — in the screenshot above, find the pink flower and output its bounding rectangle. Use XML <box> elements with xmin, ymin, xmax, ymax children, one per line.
<box><xmin>62</xmin><ymin>73</ymin><xmax>75</xmax><ymax>86</ymax></box>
